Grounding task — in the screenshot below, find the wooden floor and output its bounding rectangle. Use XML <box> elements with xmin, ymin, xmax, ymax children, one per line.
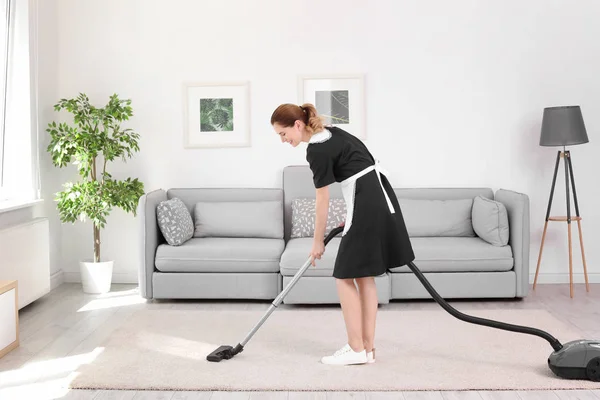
<box><xmin>0</xmin><ymin>282</ymin><xmax>599</xmax><ymax>400</ymax></box>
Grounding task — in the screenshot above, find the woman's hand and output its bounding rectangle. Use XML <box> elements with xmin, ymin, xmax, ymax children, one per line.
<box><xmin>310</xmin><ymin>239</ymin><xmax>325</xmax><ymax>267</ymax></box>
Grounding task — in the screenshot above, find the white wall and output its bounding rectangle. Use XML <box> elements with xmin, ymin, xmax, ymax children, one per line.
<box><xmin>39</xmin><ymin>0</ymin><xmax>600</xmax><ymax>286</ymax></box>
<box><xmin>34</xmin><ymin>0</ymin><xmax>61</xmax><ymax>288</ymax></box>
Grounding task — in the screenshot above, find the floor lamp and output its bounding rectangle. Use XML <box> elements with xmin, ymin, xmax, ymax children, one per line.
<box><xmin>533</xmin><ymin>105</ymin><xmax>590</xmax><ymax>298</ymax></box>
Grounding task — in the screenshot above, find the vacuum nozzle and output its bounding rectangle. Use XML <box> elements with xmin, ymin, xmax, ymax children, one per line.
<box><xmin>207</xmin><ymin>343</ymin><xmax>244</xmax><ymax>362</ymax></box>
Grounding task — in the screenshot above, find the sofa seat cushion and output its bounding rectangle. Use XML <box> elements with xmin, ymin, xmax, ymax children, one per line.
<box><xmin>390</xmin><ymin>237</ymin><xmax>513</xmax><ymax>273</ymax></box>
<box><xmin>280</xmin><ymin>237</ymin><xmax>341</xmax><ymax>277</ymax></box>
<box><xmin>155</xmin><ymin>238</ymin><xmax>284</xmax><ymax>273</ymax></box>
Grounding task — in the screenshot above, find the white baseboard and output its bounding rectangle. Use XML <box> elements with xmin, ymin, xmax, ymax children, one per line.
<box><xmin>57</xmin><ymin>271</ymin><xmax>598</xmax><ymax>286</ymax></box>
<box><xmin>63</xmin><ymin>271</ymin><xmax>138</xmax><ymax>284</ymax></box>
<box><xmin>529</xmin><ymin>273</ymin><xmax>600</xmax><ymax>284</ymax></box>
<box><xmin>50</xmin><ymin>270</ymin><xmax>64</xmax><ymax>290</ymax></box>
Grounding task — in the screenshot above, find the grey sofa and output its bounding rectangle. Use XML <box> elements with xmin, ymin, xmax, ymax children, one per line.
<box><xmin>138</xmin><ymin>165</ymin><xmax>530</xmax><ymax>304</ymax></box>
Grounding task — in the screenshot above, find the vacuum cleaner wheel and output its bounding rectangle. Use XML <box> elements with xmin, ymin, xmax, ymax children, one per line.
<box><xmin>587</xmin><ymin>357</ymin><xmax>600</xmax><ymax>382</ymax></box>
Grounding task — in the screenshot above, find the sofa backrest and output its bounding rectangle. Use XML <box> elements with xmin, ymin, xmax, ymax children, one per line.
<box><xmin>393</xmin><ymin>188</ymin><xmax>492</xmax><ymax>200</ymax></box>
<box><xmin>167</xmin><ymin>188</ymin><xmax>283</xmax><ymax>239</ymax></box>
<box><xmin>282</xmin><ymin>165</ymin><xmax>495</xmax><ymax>239</ymax></box>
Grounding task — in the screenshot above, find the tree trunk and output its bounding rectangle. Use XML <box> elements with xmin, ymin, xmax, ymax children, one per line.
<box><xmin>94</xmin><ymin>223</ymin><xmax>100</xmax><ymax>262</ymax></box>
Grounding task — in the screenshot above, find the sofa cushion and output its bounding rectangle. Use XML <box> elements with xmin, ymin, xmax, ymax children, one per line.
<box><xmin>291</xmin><ymin>198</ymin><xmax>346</xmax><ymax>238</ymax></box>
<box><xmin>155</xmin><ymin>238</ymin><xmax>284</xmax><ymax>273</ymax></box>
<box><xmin>193</xmin><ymin>200</ymin><xmax>283</xmax><ymax>239</ymax></box>
<box><xmin>472</xmin><ymin>195</ymin><xmax>509</xmax><ymax>246</ymax></box>
<box><xmin>398</xmin><ymin>198</ymin><xmax>475</xmax><ymax>237</ymax></box>
<box><xmin>156</xmin><ymin>197</ymin><xmax>194</xmax><ymax>246</ymax></box>
<box><xmin>389</xmin><ymin>237</ymin><xmax>513</xmax><ymax>273</ymax></box>
<box><xmin>280</xmin><ymin>237</ymin><xmax>342</xmax><ymax>277</ymax></box>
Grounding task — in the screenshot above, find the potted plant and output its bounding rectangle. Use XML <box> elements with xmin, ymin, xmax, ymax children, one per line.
<box><xmin>46</xmin><ymin>93</ymin><xmax>145</xmax><ymax>293</ymax></box>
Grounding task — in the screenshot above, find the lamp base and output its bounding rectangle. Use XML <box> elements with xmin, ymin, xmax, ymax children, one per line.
<box><xmin>533</xmin><ymin>150</ymin><xmax>589</xmax><ymax>298</ymax></box>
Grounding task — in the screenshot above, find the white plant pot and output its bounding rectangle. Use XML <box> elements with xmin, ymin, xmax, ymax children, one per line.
<box><xmin>79</xmin><ymin>260</ymin><xmax>113</xmax><ymax>294</ymax></box>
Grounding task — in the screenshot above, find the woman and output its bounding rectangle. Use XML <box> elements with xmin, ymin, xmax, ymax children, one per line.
<box><xmin>271</xmin><ymin>103</ymin><xmax>415</xmax><ymax>365</ymax></box>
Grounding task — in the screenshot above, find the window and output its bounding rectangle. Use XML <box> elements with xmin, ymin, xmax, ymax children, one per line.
<box><xmin>0</xmin><ymin>0</ymin><xmax>39</xmax><ymax>205</ymax></box>
<box><xmin>0</xmin><ymin>0</ymin><xmax>10</xmax><ymax>199</ymax></box>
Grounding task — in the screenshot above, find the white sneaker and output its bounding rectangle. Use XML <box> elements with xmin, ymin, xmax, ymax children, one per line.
<box><xmin>321</xmin><ymin>344</ymin><xmax>367</xmax><ymax>365</ymax></box>
<box><xmin>366</xmin><ymin>348</ymin><xmax>375</xmax><ymax>363</ymax></box>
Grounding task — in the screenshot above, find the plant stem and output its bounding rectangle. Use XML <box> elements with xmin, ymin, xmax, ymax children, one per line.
<box><xmin>93</xmin><ymin>223</ymin><xmax>100</xmax><ymax>262</ymax></box>
<box><xmin>91</xmin><ymin>155</ymin><xmax>99</xmax><ymax>262</ymax></box>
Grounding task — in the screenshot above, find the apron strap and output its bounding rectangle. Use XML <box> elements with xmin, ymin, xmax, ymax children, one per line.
<box><xmin>374</xmin><ymin>160</ymin><xmax>396</xmax><ymax>214</ymax></box>
<box><xmin>340</xmin><ymin>160</ymin><xmax>396</xmax><ymax>236</ymax></box>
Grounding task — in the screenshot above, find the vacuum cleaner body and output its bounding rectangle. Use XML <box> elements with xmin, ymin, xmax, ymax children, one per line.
<box><xmin>548</xmin><ymin>340</ymin><xmax>600</xmax><ymax>381</ymax></box>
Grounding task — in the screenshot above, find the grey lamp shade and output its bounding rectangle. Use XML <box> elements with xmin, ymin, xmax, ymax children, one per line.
<box><xmin>540</xmin><ymin>105</ymin><xmax>589</xmax><ymax>146</ymax></box>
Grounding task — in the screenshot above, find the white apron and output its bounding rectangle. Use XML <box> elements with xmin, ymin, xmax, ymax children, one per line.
<box><xmin>340</xmin><ymin>159</ymin><xmax>396</xmax><ymax>236</ymax></box>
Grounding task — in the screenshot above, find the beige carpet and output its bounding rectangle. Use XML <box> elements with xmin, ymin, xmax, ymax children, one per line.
<box><xmin>69</xmin><ymin>307</ymin><xmax>600</xmax><ymax>391</ymax></box>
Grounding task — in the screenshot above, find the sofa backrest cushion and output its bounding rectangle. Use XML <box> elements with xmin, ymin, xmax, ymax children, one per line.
<box><xmin>398</xmin><ymin>198</ymin><xmax>475</xmax><ymax>237</ymax></box>
<box><xmin>193</xmin><ymin>200</ymin><xmax>283</xmax><ymax>238</ymax></box>
<box><xmin>393</xmin><ymin>187</ymin><xmax>494</xmax><ymax>201</ymax></box>
<box><xmin>167</xmin><ymin>188</ymin><xmax>283</xmax><ymax>239</ymax></box>
<box><xmin>395</xmin><ymin>188</ymin><xmax>494</xmax><ymax>237</ymax></box>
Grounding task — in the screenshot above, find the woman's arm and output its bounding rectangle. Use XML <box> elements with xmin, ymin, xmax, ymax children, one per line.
<box><xmin>310</xmin><ymin>185</ymin><xmax>329</xmax><ymax>266</ymax></box>
<box><xmin>314</xmin><ymin>186</ymin><xmax>329</xmax><ymax>240</ymax></box>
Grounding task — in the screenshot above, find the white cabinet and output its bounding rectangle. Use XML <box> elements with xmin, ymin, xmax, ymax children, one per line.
<box><xmin>0</xmin><ymin>219</ymin><xmax>50</xmax><ymax>309</ymax></box>
<box><xmin>0</xmin><ymin>280</ymin><xmax>19</xmax><ymax>359</ymax></box>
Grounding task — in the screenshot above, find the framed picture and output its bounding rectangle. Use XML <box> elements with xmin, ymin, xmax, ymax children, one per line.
<box><xmin>183</xmin><ymin>81</ymin><xmax>250</xmax><ymax>148</ymax></box>
<box><xmin>298</xmin><ymin>74</ymin><xmax>365</xmax><ymax>139</ymax></box>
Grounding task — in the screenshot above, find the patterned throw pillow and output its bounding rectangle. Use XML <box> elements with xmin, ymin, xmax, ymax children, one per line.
<box><xmin>291</xmin><ymin>198</ymin><xmax>346</xmax><ymax>238</ymax></box>
<box><xmin>156</xmin><ymin>197</ymin><xmax>194</xmax><ymax>246</ymax></box>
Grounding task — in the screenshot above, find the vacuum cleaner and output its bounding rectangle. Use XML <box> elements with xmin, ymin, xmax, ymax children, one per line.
<box><xmin>207</xmin><ymin>223</ymin><xmax>600</xmax><ymax>382</ymax></box>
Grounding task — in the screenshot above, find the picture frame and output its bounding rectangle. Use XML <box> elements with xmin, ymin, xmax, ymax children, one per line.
<box><xmin>182</xmin><ymin>81</ymin><xmax>251</xmax><ymax>148</ymax></box>
<box><xmin>298</xmin><ymin>74</ymin><xmax>366</xmax><ymax>140</ymax></box>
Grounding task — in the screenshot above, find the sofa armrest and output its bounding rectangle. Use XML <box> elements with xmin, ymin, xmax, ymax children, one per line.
<box><xmin>137</xmin><ymin>189</ymin><xmax>167</xmax><ymax>299</ymax></box>
<box><xmin>494</xmin><ymin>189</ymin><xmax>530</xmax><ymax>297</ymax></box>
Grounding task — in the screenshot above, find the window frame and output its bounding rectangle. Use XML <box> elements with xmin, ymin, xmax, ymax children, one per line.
<box><xmin>0</xmin><ymin>0</ymin><xmax>12</xmax><ymax>191</ymax></box>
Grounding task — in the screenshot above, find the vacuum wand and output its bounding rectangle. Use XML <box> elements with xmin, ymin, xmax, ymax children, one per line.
<box><xmin>206</xmin><ymin>224</ymin><xmax>344</xmax><ymax>362</ymax></box>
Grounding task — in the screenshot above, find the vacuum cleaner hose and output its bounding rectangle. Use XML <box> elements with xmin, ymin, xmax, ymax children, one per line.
<box><xmin>406</xmin><ymin>261</ymin><xmax>564</xmax><ymax>352</ymax></box>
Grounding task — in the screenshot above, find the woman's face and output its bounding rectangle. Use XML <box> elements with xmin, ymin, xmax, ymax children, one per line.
<box><xmin>273</xmin><ymin>120</ymin><xmax>304</xmax><ymax>147</ymax></box>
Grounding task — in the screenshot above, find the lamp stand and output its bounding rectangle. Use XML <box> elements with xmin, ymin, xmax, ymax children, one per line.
<box><xmin>533</xmin><ymin>149</ymin><xmax>590</xmax><ymax>298</ymax></box>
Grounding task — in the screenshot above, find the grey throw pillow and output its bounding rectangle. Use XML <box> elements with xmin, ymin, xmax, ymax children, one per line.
<box><xmin>156</xmin><ymin>197</ymin><xmax>194</xmax><ymax>246</ymax></box>
<box><xmin>472</xmin><ymin>195</ymin><xmax>509</xmax><ymax>246</ymax></box>
<box><xmin>291</xmin><ymin>198</ymin><xmax>346</xmax><ymax>238</ymax></box>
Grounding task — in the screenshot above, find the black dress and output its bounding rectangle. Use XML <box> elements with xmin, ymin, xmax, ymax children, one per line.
<box><xmin>306</xmin><ymin>126</ymin><xmax>415</xmax><ymax>279</ymax></box>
